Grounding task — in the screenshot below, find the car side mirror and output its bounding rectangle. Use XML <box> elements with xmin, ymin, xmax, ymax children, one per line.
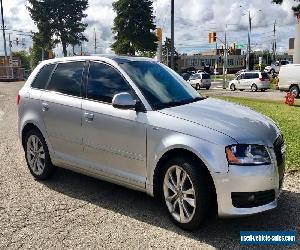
<box><xmin>112</xmin><ymin>92</ymin><xmax>137</xmax><ymax>110</ymax></box>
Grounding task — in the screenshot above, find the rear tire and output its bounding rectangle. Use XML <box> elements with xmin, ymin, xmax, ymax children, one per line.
<box><xmin>24</xmin><ymin>129</ymin><xmax>56</xmax><ymax>180</ymax></box>
<box><xmin>251</xmin><ymin>84</ymin><xmax>258</xmax><ymax>92</ymax></box>
<box><xmin>206</xmin><ymin>87</ymin><xmax>210</xmax><ymax>90</ymax></box>
<box><xmin>261</xmin><ymin>89</ymin><xmax>266</xmax><ymax>92</ymax></box>
<box><xmin>290</xmin><ymin>85</ymin><xmax>299</xmax><ymax>97</ymax></box>
<box><xmin>161</xmin><ymin>156</ymin><xmax>215</xmax><ymax>231</ymax></box>
<box><xmin>230</xmin><ymin>84</ymin><xmax>236</xmax><ymax>91</ymax></box>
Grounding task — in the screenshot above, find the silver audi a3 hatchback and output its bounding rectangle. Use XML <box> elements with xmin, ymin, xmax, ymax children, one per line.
<box><xmin>18</xmin><ymin>56</ymin><xmax>285</xmax><ymax>230</ymax></box>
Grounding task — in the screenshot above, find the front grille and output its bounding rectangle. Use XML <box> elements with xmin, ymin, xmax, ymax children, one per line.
<box><xmin>273</xmin><ymin>135</ymin><xmax>285</xmax><ymax>188</ymax></box>
<box><xmin>231</xmin><ymin>190</ymin><xmax>275</xmax><ymax>208</ymax></box>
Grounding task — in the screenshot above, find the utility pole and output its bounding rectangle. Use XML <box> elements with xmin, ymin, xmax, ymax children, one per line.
<box><xmin>273</xmin><ymin>20</ymin><xmax>276</xmax><ymax>61</ymax></box>
<box><xmin>94</xmin><ymin>28</ymin><xmax>97</xmax><ymax>54</ymax></box>
<box><xmin>247</xmin><ymin>10</ymin><xmax>251</xmax><ymax>70</ymax></box>
<box><xmin>8</xmin><ymin>33</ymin><xmax>13</xmax><ymax>78</ymax></box>
<box><xmin>170</xmin><ymin>0</ymin><xmax>174</xmax><ymax>70</ymax></box>
<box><xmin>0</xmin><ymin>0</ymin><xmax>7</xmax><ymax>60</ymax></box>
<box><xmin>223</xmin><ymin>25</ymin><xmax>227</xmax><ymax>89</ymax></box>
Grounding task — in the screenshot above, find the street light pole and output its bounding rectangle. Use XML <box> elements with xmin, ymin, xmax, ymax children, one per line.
<box><xmin>0</xmin><ymin>0</ymin><xmax>8</xmax><ymax>60</ymax></box>
<box><xmin>170</xmin><ymin>0</ymin><xmax>174</xmax><ymax>70</ymax></box>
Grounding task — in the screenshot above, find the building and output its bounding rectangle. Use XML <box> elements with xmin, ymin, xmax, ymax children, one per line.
<box><xmin>0</xmin><ymin>56</ymin><xmax>25</xmax><ymax>81</ymax></box>
<box><xmin>178</xmin><ymin>49</ymin><xmax>245</xmax><ymax>74</ymax></box>
<box><xmin>288</xmin><ymin>38</ymin><xmax>294</xmax><ymax>56</ymax></box>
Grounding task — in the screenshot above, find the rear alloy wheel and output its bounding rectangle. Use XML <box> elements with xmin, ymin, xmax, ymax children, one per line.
<box><xmin>230</xmin><ymin>84</ymin><xmax>236</xmax><ymax>91</ymax></box>
<box><xmin>290</xmin><ymin>86</ymin><xmax>299</xmax><ymax>98</ymax></box>
<box><xmin>162</xmin><ymin>157</ymin><xmax>215</xmax><ymax>230</ymax></box>
<box><xmin>251</xmin><ymin>84</ymin><xmax>258</xmax><ymax>92</ymax></box>
<box><xmin>25</xmin><ymin>129</ymin><xmax>56</xmax><ymax>180</ymax></box>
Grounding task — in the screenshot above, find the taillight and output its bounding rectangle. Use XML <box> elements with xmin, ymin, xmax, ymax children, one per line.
<box><xmin>17</xmin><ymin>94</ymin><xmax>20</xmax><ymax>105</ymax></box>
<box><xmin>259</xmin><ymin>77</ymin><xmax>265</xmax><ymax>81</ymax></box>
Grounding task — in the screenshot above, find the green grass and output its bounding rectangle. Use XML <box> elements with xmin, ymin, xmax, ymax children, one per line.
<box><xmin>217</xmin><ymin>97</ymin><xmax>300</xmax><ymax>171</ymax></box>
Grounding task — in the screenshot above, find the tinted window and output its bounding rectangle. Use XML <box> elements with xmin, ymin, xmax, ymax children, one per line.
<box><xmin>252</xmin><ymin>73</ymin><xmax>259</xmax><ymax>79</ymax></box>
<box><xmin>87</xmin><ymin>62</ymin><xmax>133</xmax><ymax>103</ymax></box>
<box><xmin>47</xmin><ymin>62</ymin><xmax>84</xmax><ymax>97</ymax></box>
<box><xmin>201</xmin><ymin>73</ymin><xmax>210</xmax><ymax>79</ymax></box>
<box><xmin>31</xmin><ymin>64</ymin><xmax>56</xmax><ymax>89</ymax></box>
<box><xmin>261</xmin><ymin>72</ymin><xmax>270</xmax><ymax>79</ymax></box>
<box><xmin>244</xmin><ymin>73</ymin><xmax>251</xmax><ymax>79</ymax></box>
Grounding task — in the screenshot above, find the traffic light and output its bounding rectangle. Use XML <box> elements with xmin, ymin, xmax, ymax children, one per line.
<box><xmin>48</xmin><ymin>50</ymin><xmax>54</xmax><ymax>59</ymax></box>
<box><xmin>156</xmin><ymin>27</ymin><xmax>162</xmax><ymax>42</ymax></box>
<box><xmin>16</xmin><ymin>37</ymin><xmax>19</xmax><ymax>46</ymax></box>
<box><xmin>220</xmin><ymin>45</ymin><xmax>224</xmax><ymax>55</ymax></box>
<box><xmin>208</xmin><ymin>32</ymin><xmax>217</xmax><ymax>43</ymax></box>
<box><xmin>212</xmin><ymin>32</ymin><xmax>216</xmax><ymax>42</ymax></box>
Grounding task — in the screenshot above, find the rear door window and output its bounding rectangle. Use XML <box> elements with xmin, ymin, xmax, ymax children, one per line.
<box><xmin>47</xmin><ymin>61</ymin><xmax>85</xmax><ymax>97</ymax></box>
<box><xmin>31</xmin><ymin>64</ymin><xmax>56</xmax><ymax>89</ymax></box>
<box><xmin>201</xmin><ymin>73</ymin><xmax>210</xmax><ymax>79</ymax></box>
<box><xmin>261</xmin><ymin>72</ymin><xmax>270</xmax><ymax>79</ymax></box>
<box><xmin>252</xmin><ymin>73</ymin><xmax>259</xmax><ymax>79</ymax></box>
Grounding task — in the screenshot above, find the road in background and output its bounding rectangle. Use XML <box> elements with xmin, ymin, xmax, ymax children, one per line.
<box><xmin>0</xmin><ymin>81</ymin><xmax>299</xmax><ymax>249</ymax></box>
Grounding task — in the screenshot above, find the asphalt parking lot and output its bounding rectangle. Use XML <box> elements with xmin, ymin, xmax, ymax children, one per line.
<box><xmin>0</xmin><ymin>81</ymin><xmax>299</xmax><ymax>249</ymax></box>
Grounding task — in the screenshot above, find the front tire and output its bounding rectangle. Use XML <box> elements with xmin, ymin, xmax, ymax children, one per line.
<box><xmin>24</xmin><ymin>129</ymin><xmax>56</xmax><ymax>180</ymax></box>
<box><xmin>161</xmin><ymin>157</ymin><xmax>215</xmax><ymax>230</ymax></box>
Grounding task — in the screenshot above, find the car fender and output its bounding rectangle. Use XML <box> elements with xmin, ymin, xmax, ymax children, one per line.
<box><xmin>146</xmin><ymin>130</ymin><xmax>230</xmax><ymax>195</ymax></box>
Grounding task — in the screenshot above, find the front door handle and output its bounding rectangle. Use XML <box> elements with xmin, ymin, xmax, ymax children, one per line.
<box><xmin>42</xmin><ymin>102</ymin><xmax>49</xmax><ymax>112</ymax></box>
<box><xmin>84</xmin><ymin>112</ymin><xmax>94</xmax><ymax>122</ymax></box>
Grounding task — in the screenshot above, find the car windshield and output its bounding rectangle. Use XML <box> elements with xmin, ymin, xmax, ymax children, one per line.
<box><xmin>119</xmin><ymin>61</ymin><xmax>204</xmax><ymax>110</ymax></box>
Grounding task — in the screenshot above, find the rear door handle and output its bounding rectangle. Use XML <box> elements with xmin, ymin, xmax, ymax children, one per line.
<box><xmin>84</xmin><ymin>112</ymin><xmax>94</xmax><ymax>122</ymax></box>
<box><xmin>42</xmin><ymin>102</ymin><xmax>49</xmax><ymax>112</ymax></box>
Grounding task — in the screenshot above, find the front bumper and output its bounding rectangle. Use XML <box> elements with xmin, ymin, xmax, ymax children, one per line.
<box><xmin>213</xmin><ymin>163</ymin><xmax>281</xmax><ymax>217</ymax></box>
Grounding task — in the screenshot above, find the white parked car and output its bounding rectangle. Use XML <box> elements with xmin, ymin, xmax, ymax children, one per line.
<box><xmin>264</xmin><ymin>60</ymin><xmax>290</xmax><ymax>74</ymax></box>
<box><xmin>188</xmin><ymin>72</ymin><xmax>211</xmax><ymax>90</ymax></box>
<box><xmin>229</xmin><ymin>71</ymin><xmax>270</xmax><ymax>92</ymax></box>
<box><xmin>278</xmin><ymin>64</ymin><xmax>300</xmax><ymax>97</ymax></box>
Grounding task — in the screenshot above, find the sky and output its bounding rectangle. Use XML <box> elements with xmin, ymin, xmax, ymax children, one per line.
<box><xmin>0</xmin><ymin>0</ymin><xmax>298</xmax><ymax>57</ymax></box>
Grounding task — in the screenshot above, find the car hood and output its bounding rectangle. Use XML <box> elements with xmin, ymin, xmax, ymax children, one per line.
<box><xmin>158</xmin><ymin>98</ymin><xmax>280</xmax><ymax>146</ymax></box>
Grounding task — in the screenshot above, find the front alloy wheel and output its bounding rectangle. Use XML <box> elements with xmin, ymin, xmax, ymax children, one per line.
<box><xmin>163</xmin><ymin>165</ymin><xmax>196</xmax><ymax>224</ymax></box>
<box><xmin>161</xmin><ymin>157</ymin><xmax>216</xmax><ymax>230</ymax></box>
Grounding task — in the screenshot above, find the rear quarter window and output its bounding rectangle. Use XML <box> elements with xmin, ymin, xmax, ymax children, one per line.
<box><xmin>31</xmin><ymin>64</ymin><xmax>56</xmax><ymax>89</ymax></box>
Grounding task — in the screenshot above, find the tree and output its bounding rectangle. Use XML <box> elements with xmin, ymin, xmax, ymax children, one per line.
<box><xmin>272</xmin><ymin>0</ymin><xmax>300</xmax><ymax>14</ymax></box>
<box><xmin>12</xmin><ymin>51</ymin><xmax>31</xmax><ymax>71</ymax></box>
<box><xmin>27</xmin><ymin>0</ymin><xmax>88</xmax><ymax>57</ymax></box>
<box><xmin>112</xmin><ymin>0</ymin><xmax>157</xmax><ymax>55</ymax></box>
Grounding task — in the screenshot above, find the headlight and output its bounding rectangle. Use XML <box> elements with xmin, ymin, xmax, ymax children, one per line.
<box><xmin>225</xmin><ymin>145</ymin><xmax>271</xmax><ymax>165</ymax></box>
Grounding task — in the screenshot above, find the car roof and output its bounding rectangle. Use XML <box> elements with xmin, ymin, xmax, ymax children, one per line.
<box><xmin>38</xmin><ymin>54</ymin><xmax>156</xmax><ymax>66</ymax></box>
